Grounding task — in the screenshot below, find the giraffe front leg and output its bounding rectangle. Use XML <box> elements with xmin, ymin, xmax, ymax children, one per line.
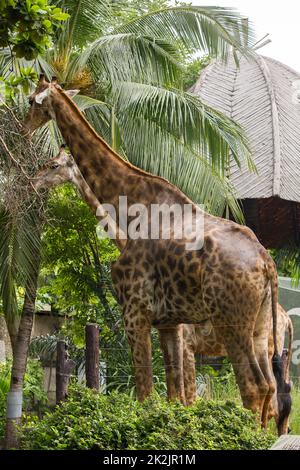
<box><xmin>158</xmin><ymin>325</ymin><xmax>186</xmax><ymax>405</ymax></box>
<box><xmin>124</xmin><ymin>312</ymin><xmax>153</xmax><ymax>402</ymax></box>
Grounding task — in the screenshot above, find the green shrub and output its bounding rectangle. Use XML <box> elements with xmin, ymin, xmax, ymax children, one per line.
<box><xmin>20</xmin><ymin>385</ymin><xmax>276</xmax><ymax>450</ymax></box>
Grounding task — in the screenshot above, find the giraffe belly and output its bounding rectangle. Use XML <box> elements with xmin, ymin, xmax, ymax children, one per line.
<box><xmin>151</xmin><ymin>274</ymin><xmax>210</xmax><ymax>325</ymax></box>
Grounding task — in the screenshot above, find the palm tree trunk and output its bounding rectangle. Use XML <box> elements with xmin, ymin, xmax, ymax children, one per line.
<box><xmin>4</xmin><ymin>246</ymin><xmax>40</xmax><ymax>449</ymax></box>
<box><xmin>6</xmin><ymin>317</ymin><xmax>20</xmax><ymax>354</ymax></box>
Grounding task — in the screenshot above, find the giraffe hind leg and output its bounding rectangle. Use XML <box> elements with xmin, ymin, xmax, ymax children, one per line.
<box><xmin>253</xmin><ymin>298</ymin><xmax>276</xmax><ymax>430</ymax></box>
<box><xmin>219</xmin><ymin>324</ymin><xmax>269</xmax><ymax>423</ymax></box>
<box><xmin>183</xmin><ymin>338</ymin><xmax>197</xmax><ymax>405</ymax></box>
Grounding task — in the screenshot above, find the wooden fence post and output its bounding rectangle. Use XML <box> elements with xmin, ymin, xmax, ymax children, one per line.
<box><xmin>85</xmin><ymin>323</ymin><xmax>100</xmax><ymax>390</ymax></box>
<box><xmin>56</xmin><ymin>340</ymin><xmax>75</xmax><ymax>404</ymax></box>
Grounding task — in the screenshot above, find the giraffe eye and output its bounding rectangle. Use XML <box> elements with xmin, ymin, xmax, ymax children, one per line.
<box><xmin>50</xmin><ymin>163</ymin><xmax>60</xmax><ymax>170</ymax></box>
<box><xmin>28</xmin><ymin>97</ymin><xmax>34</xmax><ymax>106</ymax></box>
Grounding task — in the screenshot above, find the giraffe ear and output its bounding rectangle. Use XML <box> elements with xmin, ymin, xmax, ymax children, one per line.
<box><xmin>35</xmin><ymin>88</ymin><xmax>51</xmax><ymax>104</ymax></box>
<box><xmin>65</xmin><ymin>89</ymin><xmax>80</xmax><ymax>99</ymax></box>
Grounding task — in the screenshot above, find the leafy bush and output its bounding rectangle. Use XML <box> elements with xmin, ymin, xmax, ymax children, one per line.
<box><xmin>0</xmin><ymin>0</ymin><xmax>69</xmax><ymax>59</ymax></box>
<box><xmin>20</xmin><ymin>385</ymin><xmax>276</xmax><ymax>450</ymax></box>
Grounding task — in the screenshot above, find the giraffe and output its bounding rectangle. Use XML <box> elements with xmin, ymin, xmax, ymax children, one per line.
<box><xmin>180</xmin><ymin>303</ymin><xmax>293</xmax><ymax>435</ymax></box>
<box><xmin>24</xmin><ymin>75</ymin><xmax>283</xmax><ymax>430</ymax></box>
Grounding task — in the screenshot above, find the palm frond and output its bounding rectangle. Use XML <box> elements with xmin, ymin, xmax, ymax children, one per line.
<box><xmin>0</xmin><ymin>48</ymin><xmax>55</xmax><ymax>82</ymax></box>
<box><xmin>16</xmin><ymin>211</ymin><xmax>42</xmax><ymax>283</ymax></box>
<box><xmin>84</xmin><ymin>105</ymin><xmax>112</xmax><ymax>146</ymax></box>
<box><xmin>110</xmin><ymin>106</ymin><xmax>122</xmax><ymax>152</ymax></box>
<box><xmin>29</xmin><ymin>334</ymin><xmax>85</xmax><ymax>369</ymax></box>
<box><xmin>0</xmin><ymin>209</ymin><xmax>19</xmax><ymax>321</ymax></box>
<box><xmin>117</xmin><ymin>6</ymin><xmax>255</xmax><ymax>59</ymax></box>
<box><xmin>58</xmin><ymin>0</ymin><xmax>112</xmax><ymax>49</ymax></box>
<box><xmin>118</xmin><ymin>109</ymin><xmax>243</xmax><ymax>220</ymax></box>
<box><xmin>0</xmin><ymin>208</ymin><xmax>41</xmax><ymax>322</ymax></box>
<box><xmin>73</xmin><ymin>95</ymin><xmax>108</xmax><ymax>111</ymax></box>
<box><xmin>29</xmin><ymin>334</ymin><xmax>58</xmax><ymax>362</ymax></box>
<box><xmin>72</xmin><ymin>33</ymin><xmax>182</xmax><ymax>87</ymax></box>
<box><xmin>114</xmin><ymin>81</ymin><xmax>253</xmax><ymax>172</ymax></box>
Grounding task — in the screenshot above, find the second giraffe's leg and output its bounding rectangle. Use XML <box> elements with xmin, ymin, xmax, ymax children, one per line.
<box><xmin>158</xmin><ymin>328</ymin><xmax>176</xmax><ymax>400</ymax></box>
<box><xmin>158</xmin><ymin>325</ymin><xmax>186</xmax><ymax>405</ymax></box>
<box><xmin>183</xmin><ymin>340</ymin><xmax>197</xmax><ymax>405</ymax></box>
<box><xmin>218</xmin><ymin>322</ymin><xmax>269</xmax><ymax>422</ymax></box>
<box><xmin>124</xmin><ymin>311</ymin><xmax>153</xmax><ymax>402</ymax></box>
<box><xmin>253</xmin><ymin>297</ymin><xmax>277</xmax><ymax>430</ymax></box>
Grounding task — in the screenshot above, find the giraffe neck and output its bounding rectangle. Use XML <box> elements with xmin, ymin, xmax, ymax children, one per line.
<box><xmin>52</xmin><ymin>90</ymin><xmax>139</xmax><ymax>208</ymax></box>
<box><xmin>72</xmin><ymin>167</ymin><xmax>100</xmax><ymax>213</ymax></box>
<box><xmin>72</xmin><ymin>166</ymin><xmax>126</xmax><ymax>249</ymax></box>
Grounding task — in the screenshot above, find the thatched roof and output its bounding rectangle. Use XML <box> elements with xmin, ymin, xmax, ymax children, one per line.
<box><xmin>191</xmin><ymin>53</ymin><xmax>300</xmax><ymax>248</ymax></box>
<box><xmin>191</xmin><ymin>53</ymin><xmax>300</xmax><ymax>203</ymax></box>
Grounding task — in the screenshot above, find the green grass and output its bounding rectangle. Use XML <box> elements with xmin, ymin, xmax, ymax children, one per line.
<box><xmin>290</xmin><ymin>383</ymin><xmax>300</xmax><ymax>434</ymax></box>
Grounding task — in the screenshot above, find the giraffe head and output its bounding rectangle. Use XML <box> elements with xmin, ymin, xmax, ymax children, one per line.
<box><xmin>24</xmin><ymin>75</ymin><xmax>79</xmax><ymax>133</ymax></box>
<box><xmin>33</xmin><ymin>145</ymin><xmax>79</xmax><ymax>190</ymax></box>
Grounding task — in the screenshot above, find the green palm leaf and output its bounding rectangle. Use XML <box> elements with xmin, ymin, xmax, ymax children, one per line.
<box><xmin>72</xmin><ymin>33</ymin><xmax>182</xmax><ymax>87</ymax></box>
<box><xmin>115</xmin><ymin>81</ymin><xmax>254</xmax><ymax>172</ymax></box>
<box><xmin>118</xmin><ymin>110</ymin><xmax>243</xmax><ymax>220</ymax></box>
<box><xmin>117</xmin><ymin>6</ymin><xmax>255</xmax><ymax>59</ymax></box>
<box><xmin>0</xmin><ymin>209</ymin><xmax>18</xmax><ymax>322</ymax></box>
<box><xmin>0</xmin><ymin>209</ymin><xmax>41</xmax><ymax>322</ymax></box>
<box><xmin>29</xmin><ymin>334</ymin><xmax>58</xmax><ymax>362</ymax></box>
<box><xmin>58</xmin><ymin>0</ymin><xmax>112</xmax><ymax>49</ymax></box>
<box><xmin>0</xmin><ymin>48</ymin><xmax>55</xmax><ymax>82</ymax></box>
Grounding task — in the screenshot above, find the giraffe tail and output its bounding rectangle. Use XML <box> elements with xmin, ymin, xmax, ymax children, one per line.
<box><xmin>267</xmin><ymin>261</ymin><xmax>293</xmax><ymax>435</ymax></box>
<box><xmin>268</xmin><ymin>259</ymin><xmax>279</xmax><ymax>358</ymax></box>
<box><xmin>285</xmin><ymin>316</ymin><xmax>293</xmax><ymax>382</ymax></box>
<box><xmin>267</xmin><ymin>259</ymin><xmax>285</xmax><ymax>386</ymax></box>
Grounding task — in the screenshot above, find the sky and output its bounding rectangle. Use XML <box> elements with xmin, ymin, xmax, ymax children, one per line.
<box><xmin>191</xmin><ymin>0</ymin><xmax>300</xmax><ymax>72</ymax></box>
